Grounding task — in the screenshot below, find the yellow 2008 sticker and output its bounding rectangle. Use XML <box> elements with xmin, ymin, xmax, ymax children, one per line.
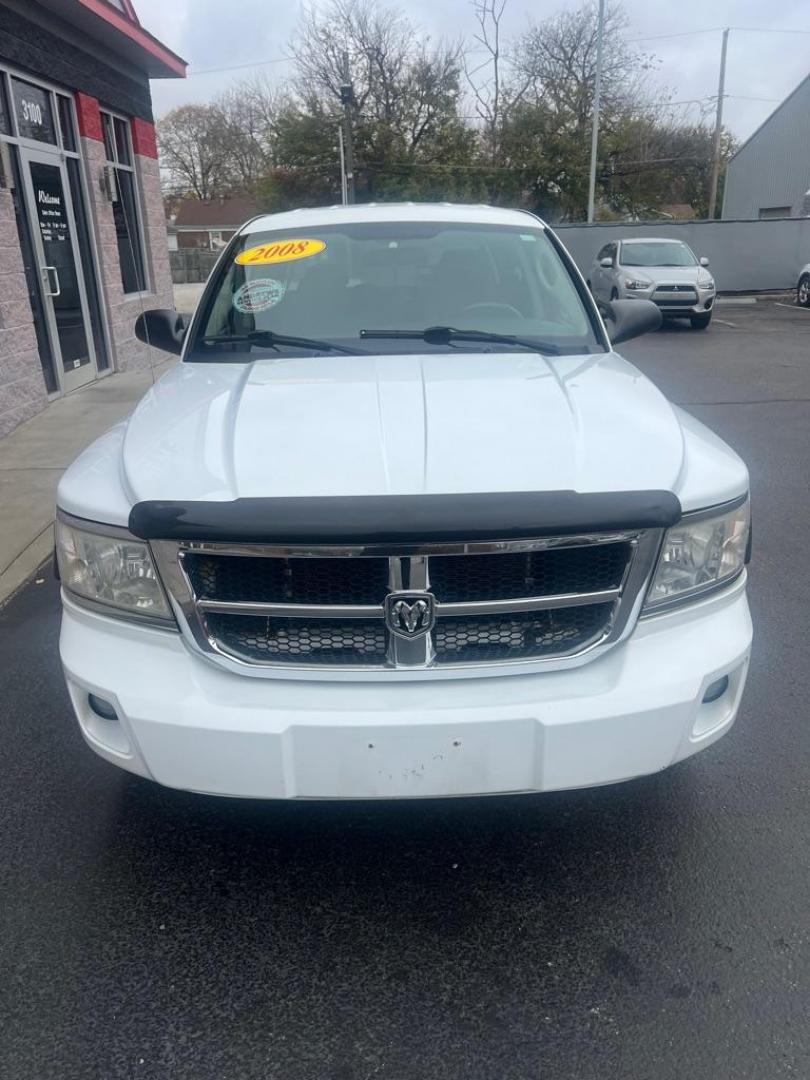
<box><xmin>236</xmin><ymin>238</ymin><xmax>326</xmax><ymax>266</ymax></box>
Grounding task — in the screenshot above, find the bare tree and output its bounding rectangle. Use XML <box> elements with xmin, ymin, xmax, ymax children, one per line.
<box><xmin>514</xmin><ymin>2</ymin><xmax>655</xmax><ymax>133</ymax></box>
<box><xmin>291</xmin><ymin>0</ymin><xmax>463</xmax><ymax>156</ymax></box>
<box><xmin>157</xmin><ymin>104</ymin><xmax>234</xmax><ymax>199</ymax></box>
<box><xmin>464</xmin><ymin>0</ymin><xmax>534</xmax><ymax>165</ymax></box>
<box><xmin>216</xmin><ymin>78</ymin><xmax>287</xmax><ymax>188</ymax></box>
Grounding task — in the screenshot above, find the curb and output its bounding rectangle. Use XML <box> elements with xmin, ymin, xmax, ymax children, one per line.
<box><xmin>0</xmin><ymin>525</ymin><xmax>54</xmax><ymax>608</ymax></box>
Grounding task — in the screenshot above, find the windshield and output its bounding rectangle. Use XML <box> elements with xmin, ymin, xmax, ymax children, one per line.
<box><xmin>619</xmin><ymin>241</ymin><xmax>697</xmax><ymax>267</ymax></box>
<box><xmin>188</xmin><ymin>220</ymin><xmax>601</xmax><ymax>360</ymax></box>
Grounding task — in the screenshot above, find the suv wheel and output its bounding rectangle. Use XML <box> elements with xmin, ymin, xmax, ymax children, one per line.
<box><xmin>690</xmin><ymin>313</ymin><xmax>712</xmax><ymax>330</ymax></box>
<box><xmin>798</xmin><ymin>275</ymin><xmax>810</xmax><ymax>307</ymax></box>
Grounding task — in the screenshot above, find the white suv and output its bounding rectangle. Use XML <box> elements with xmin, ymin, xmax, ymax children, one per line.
<box><xmin>588</xmin><ymin>237</ymin><xmax>716</xmax><ymax>329</ymax></box>
<box><xmin>56</xmin><ymin>204</ymin><xmax>752</xmax><ymax>800</ymax></box>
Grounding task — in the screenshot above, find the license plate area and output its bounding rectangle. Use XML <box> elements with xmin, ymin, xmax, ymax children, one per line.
<box><xmin>290</xmin><ymin>719</ymin><xmax>537</xmax><ymax>798</ymax></box>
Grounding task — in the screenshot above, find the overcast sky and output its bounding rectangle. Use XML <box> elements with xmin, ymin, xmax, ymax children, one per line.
<box><xmin>136</xmin><ymin>0</ymin><xmax>810</xmax><ymax>143</ymax></box>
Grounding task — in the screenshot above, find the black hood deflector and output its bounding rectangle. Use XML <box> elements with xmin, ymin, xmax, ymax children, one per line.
<box><xmin>129</xmin><ymin>491</ymin><xmax>681</xmax><ymax>545</ymax></box>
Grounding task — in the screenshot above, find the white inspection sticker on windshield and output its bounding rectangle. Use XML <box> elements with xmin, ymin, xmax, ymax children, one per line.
<box><xmin>233</xmin><ymin>278</ymin><xmax>286</xmax><ymax>314</ymax></box>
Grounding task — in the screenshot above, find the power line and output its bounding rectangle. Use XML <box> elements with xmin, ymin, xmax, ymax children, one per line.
<box><xmin>730</xmin><ymin>25</ymin><xmax>810</xmax><ymax>36</ymax></box>
<box><xmin>627</xmin><ymin>27</ymin><xmax>725</xmax><ymax>43</ymax></box>
<box><xmin>188</xmin><ymin>55</ymin><xmax>293</xmax><ymax>77</ymax></box>
<box><xmin>629</xmin><ymin>24</ymin><xmax>810</xmax><ymax>44</ymax></box>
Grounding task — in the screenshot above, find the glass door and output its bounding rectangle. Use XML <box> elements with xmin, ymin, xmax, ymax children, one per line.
<box><xmin>19</xmin><ymin>145</ymin><xmax>98</xmax><ymax>393</ymax></box>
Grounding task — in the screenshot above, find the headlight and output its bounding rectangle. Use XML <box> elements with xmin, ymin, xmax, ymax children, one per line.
<box><xmin>698</xmin><ymin>275</ymin><xmax>715</xmax><ymax>290</ymax></box>
<box><xmin>644</xmin><ymin>498</ymin><xmax>750</xmax><ymax>611</ymax></box>
<box><xmin>623</xmin><ymin>276</ymin><xmax>652</xmax><ymax>290</ymax></box>
<box><xmin>56</xmin><ymin>514</ymin><xmax>173</xmax><ymax>623</ymax></box>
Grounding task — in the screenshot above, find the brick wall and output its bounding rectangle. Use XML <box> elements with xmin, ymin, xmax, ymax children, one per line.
<box><xmin>0</xmin><ymin>189</ymin><xmax>48</xmax><ymax>439</ymax></box>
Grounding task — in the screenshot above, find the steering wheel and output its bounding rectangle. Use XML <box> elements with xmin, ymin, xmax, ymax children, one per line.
<box><xmin>461</xmin><ymin>302</ymin><xmax>523</xmax><ymax>319</ymax></box>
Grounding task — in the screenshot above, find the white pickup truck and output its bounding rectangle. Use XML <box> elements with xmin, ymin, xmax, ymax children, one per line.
<box><xmin>55</xmin><ymin>204</ymin><xmax>752</xmax><ymax>799</ymax></box>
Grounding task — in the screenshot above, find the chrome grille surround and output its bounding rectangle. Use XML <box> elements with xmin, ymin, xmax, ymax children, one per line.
<box><xmin>151</xmin><ymin>531</ymin><xmax>664</xmax><ymax>678</ymax></box>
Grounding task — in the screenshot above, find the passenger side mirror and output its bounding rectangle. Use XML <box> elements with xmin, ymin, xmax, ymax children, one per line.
<box><xmin>699</xmin><ymin>256</ymin><xmax>710</xmax><ymax>267</ymax></box>
<box><xmin>600</xmin><ymin>256</ymin><xmax>613</xmax><ymax>268</ymax></box>
<box><xmin>134</xmin><ymin>309</ymin><xmax>189</xmax><ymax>356</ymax></box>
<box><xmin>603</xmin><ymin>299</ymin><xmax>662</xmax><ymax>346</ymax></box>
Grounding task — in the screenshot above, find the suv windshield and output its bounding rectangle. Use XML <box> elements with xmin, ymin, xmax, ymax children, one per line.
<box><xmin>620</xmin><ymin>241</ymin><xmax>697</xmax><ymax>268</ymax></box>
<box><xmin>188</xmin><ymin>220</ymin><xmax>601</xmax><ymax>360</ymax></box>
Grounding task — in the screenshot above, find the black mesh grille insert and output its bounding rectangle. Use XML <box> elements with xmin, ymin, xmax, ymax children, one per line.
<box><xmin>432</xmin><ymin>603</ymin><xmax>613</xmax><ymax>664</ymax></box>
<box><xmin>428</xmin><ymin>544</ymin><xmax>630</xmax><ymax>602</ymax></box>
<box><xmin>205</xmin><ymin>613</ymin><xmax>387</xmax><ymax>666</ymax></box>
<box><xmin>184</xmin><ymin>553</ymin><xmax>390</xmax><ymax>605</ymax></box>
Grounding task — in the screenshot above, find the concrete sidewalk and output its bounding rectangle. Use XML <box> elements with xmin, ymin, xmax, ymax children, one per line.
<box><xmin>0</xmin><ymin>356</ymin><xmax>174</xmax><ymax>605</ymax></box>
<box><xmin>0</xmin><ymin>283</ymin><xmax>203</xmax><ymax>605</ymax></box>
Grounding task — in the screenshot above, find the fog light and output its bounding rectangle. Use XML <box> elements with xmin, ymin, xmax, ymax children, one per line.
<box><xmin>702</xmin><ymin>676</ymin><xmax>729</xmax><ymax>704</ymax></box>
<box><xmin>88</xmin><ymin>693</ymin><xmax>118</xmax><ymax>721</ymax></box>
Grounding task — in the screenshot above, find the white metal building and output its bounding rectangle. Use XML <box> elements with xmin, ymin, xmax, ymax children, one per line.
<box><xmin>722</xmin><ymin>72</ymin><xmax>810</xmax><ymax>221</ymax></box>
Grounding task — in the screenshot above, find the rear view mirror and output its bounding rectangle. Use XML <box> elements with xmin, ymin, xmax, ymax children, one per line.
<box><xmin>699</xmin><ymin>256</ymin><xmax>710</xmax><ymax>267</ymax></box>
<box><xmin>600</xmin><ymin>257</ymin><xmax>613</xmax><ymax>268</ymax></box>
<box><xmin>135</xmin><ymin>309</ymin><xmax>189</xmax><ymax>356</ymax></box>
<box><xmin>603</xmin><ymin>299</ymin><xmax>662</xmax><ymax>346</ymax></box>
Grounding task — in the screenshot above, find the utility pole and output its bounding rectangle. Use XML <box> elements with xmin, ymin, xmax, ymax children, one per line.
<box><xmin>339</xmin><ymin>51</ymin><xmax>356</xmax><ymax>205</ymax></box>
<box><xmin>708</xmin><ymin>27</ymin><xmax>730</xmax><ymax>220</ymax></box>
<box><xmin>338</xmin><ymin>125</ymin><xmax>348</xmax><ymax>205</ymax></box>
<box><xmin>586</xmin><ymin>0</ymin><xmax>605</xmax><ymax>223</ymax></box>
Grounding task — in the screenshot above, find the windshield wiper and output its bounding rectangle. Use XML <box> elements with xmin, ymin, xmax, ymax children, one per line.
<box><xmin>200</xmin><ymin>331</ymin><xmax>364</xmax><ymax>355</ymax></box>
<box><xmin>360</xmin><ymin>325</ymin><xmax>561</xmax><ymax>355</ymax></box>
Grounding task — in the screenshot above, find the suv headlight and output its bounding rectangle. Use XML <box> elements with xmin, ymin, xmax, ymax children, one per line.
<box><xmin>698</xmin><ymin>274</ymin><xmax>715</xmax><ymax>290</ymax></box>
<box><xmin>644</xmin><ymin>498</ymin><xmax>750</xmax><ymax>611</ymax></box>
<box><xmin>623</xmin><ymin>276</ymin><xmax>653</xmax><ymax>290</ymax></box>
<box><xmin>56</xmin><ymin>513</ymin><xmax>173</xmax><ymax>624</ymax></box>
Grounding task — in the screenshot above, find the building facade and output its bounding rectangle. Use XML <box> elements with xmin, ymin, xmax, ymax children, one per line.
<box><xmin>0</xmin><ymin>0</ymin><xmax>185</xmax><ymax>438</ymax></box>
<box><xmin>722</xmin><ymin>72</ymin><xmax>810</xmax><ymax>221</ymax></box>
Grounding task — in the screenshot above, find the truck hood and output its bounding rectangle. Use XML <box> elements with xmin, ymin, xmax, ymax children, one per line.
<box><xmin>118</xmin><ymin>351</ymin><xmax>691</xmax><ymax>503</ymax></box>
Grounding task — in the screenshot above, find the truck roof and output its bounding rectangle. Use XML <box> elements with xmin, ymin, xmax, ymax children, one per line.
<box><xmin>243</xmin><ymin>202</ymin><xmax>546</xmax><ymax>234</ymax></box>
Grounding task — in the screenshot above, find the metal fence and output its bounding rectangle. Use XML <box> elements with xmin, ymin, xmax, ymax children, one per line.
<box><xmin>170</xmin><ymin>249</ymin><xmax>220</xmax><ymax>284</ymax></box>
<box><xmin>554</xmin><ymin>218</ymin><xmax>810</xmax><ymax>293</ymax></box>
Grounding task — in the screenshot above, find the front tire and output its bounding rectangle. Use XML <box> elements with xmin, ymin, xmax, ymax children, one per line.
<box><xmin>690</xmin><ymin>312</ymin><xmax>712</xmax><ymax>330</ymax></box>
<box><xmin>798</xmin><ymin>274</ymin><xmax>810</xmax><ymax>307</ymax></box>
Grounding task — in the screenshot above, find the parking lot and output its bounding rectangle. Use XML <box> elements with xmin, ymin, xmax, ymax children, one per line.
<box><xmin>2</xmin><ymin>301</ymin><xmax>809</xmax><ymax>1079</ymax></box>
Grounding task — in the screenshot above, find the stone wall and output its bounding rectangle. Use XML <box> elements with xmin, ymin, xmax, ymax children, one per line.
<box><xmin>0</xmin><ymin>188</ymin><xmax>48</xmax><ymax>439</ymax></box>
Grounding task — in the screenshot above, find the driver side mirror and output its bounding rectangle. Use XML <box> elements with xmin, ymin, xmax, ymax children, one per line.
<box><xmin>603</xmin><ymin>299</ymin><xmax>662</xmax><ymax>346</ymax></box>
<box><xmin>600</xmin><ymin>256</ymin><xmax>613</xmax><ymax>268</ymax></box>
<box><xmin>699</xmin><ymin>256</ymin><xmax>710</xmax><ymax>267</ymax></box>
<box><xmin>134</xmin><ymin>309</ymin><xmax>189</xmax><ymax>356</ymax></box>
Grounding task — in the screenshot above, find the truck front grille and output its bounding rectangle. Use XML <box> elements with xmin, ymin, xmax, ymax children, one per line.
<box><xmin>206</xmin><ymin>613</ymin><xmax>388</xmax><ymax>666</ymax></box>
<box><xmin>185</xmin><ymin>553</ymin><xmax>390</xmax><ymax>605</ymax></box>
<box><xmin>156</xmin><ymin>532</ymin><xmax>661</xmax><ymax>673</ymax></box>
<box><xmin>432</xmin><ymin>603</ymin><xmax>614</xmax><ymax>664</ymax></box>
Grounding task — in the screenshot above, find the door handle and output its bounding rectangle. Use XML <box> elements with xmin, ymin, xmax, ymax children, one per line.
<box><xmin>42</xmin><ymin>265</ymin><xmax>61</xmax><ymax>298</ymax></box>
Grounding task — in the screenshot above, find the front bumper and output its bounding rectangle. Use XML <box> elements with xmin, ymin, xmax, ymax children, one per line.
<box><xmin>618</xmin><ymin>285</ymin><xmax>715</xmax><ymax>315</ymax></box>
<box><xmin>60</xmin><ymin>579</ymin><xmax>752</xmax><ymax>799</ymax></box>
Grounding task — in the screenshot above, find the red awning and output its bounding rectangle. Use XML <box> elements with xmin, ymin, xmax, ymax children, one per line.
<box><xmin>32</xmin><ymin>0</ymin><xmax>187</xmax><ymax>79</ymax></box>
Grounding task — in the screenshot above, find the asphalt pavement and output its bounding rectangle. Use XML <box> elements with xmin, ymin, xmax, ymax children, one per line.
<box><xmin>2</xmin><ymin>302</ymin><xmax>809</xmax><ymax>1080</ymax></box>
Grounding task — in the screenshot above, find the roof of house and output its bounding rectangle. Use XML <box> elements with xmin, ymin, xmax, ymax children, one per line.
<box><xmin>33</xmin><ymin>0</ymin><xmax>187</xmax><ymax>78</ymax></box>
<box><xmin>174</xmin><ymin>198</ymin><xmax>265</xmax><ymax>230</ymax></box>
